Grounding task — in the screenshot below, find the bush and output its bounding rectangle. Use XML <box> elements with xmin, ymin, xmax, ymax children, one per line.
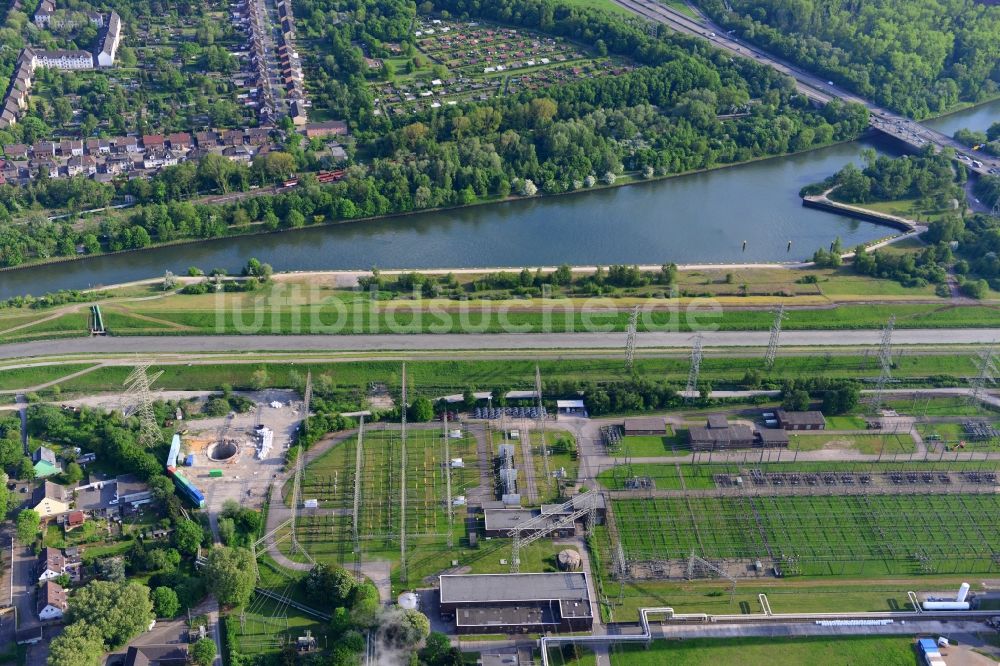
<box><xmin>152</xmin><ymin>586</ymin><xmax>180</xmax><ymax>618</ymax></box>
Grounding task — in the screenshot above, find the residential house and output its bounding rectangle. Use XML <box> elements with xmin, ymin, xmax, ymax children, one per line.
<box><xmin>33</xmin><ymin>0</ymin><xmax>55</xmax><ymax>27</ymax></box>
<box><xmin>289</xmin><ymin>100</ymin><xmax>307</xmax><ymax>126</ymax></box>
<box><xmin>34</xmin><ymin>159</ymin><xmax>59</xmax><ymax>179</ymax></box>
<box><xmin>113</xmin><ymin>474</ymin><xmax>153</xmax><ymax>506</ymax></box>
<box><xmin>37</xmin><ymin>581</ymin><xmax>67</xmax><ymax>621</ymax></box>
<box><xmin>142</xmin><ymin>134</ymin><xmax>165</xmax><ymax>151</ymax></box>
<box><xmin>31</xmin><ymin>481</ymin><xmax>71</xmax><ymax>517</ymax></box>
<box><xmin>166</xmin><ymin>132</ymin><xmax>191</xmax><ymax>151</ymax></box>
<box><xmin>223</xmin><ymin>145</ymin><xmax>253</xmax><ymax>163</ymax></box>
<box><xmin>33</xmin><ymin>446</ymin><xmax>62</xmax><ymax>477</ymax></box>
<box><xmin>118</xmin><ymin>136</ymin><xmax>139</xmax><ymax>153</ymax></box>
<box><xmin>64</xmin><ymin>510</ymin><xmax>86</xmax><ymax>532</ymax></box>
<box><xmin>4</xmin><ymin>144</ymin><xmax>28</xmax><ymax>159</ymax></box>
<box><xmin>246</xmin><ymin>128</ymin><xmax>270</xmax><ymax>145</ymax></box>
<box><xmin>33</xmin><ymin>141</ymin><xmax>56</xmax><ymax>157</ymax></box>
<box><xmin>95</xmin><ymin>11</ymin><xmax>121</xmax><ymax>67</ymax></box>
<box><xmin>32</xmin><ymin>50</ymin><xmax>94</xmax><ymax>71</ymax></box>
<box><xmin>304</xmin><ymin>120</ymin><xmax>347</xmax><ymax>139</ymax></box>
<box><xmin>59</xmin><ymin>139</ymin><xmax>83</xmax><ymax>157</ymax></box>
<box><xmin>123</xmin><ymin>645</ymin><xmax>189</xmax><ymax>666</ymax></box>
<box><xmin>222</xmin><ymin>129</ymin><xmax>245</xmax><ymax>146</ymax></box>
<box><xmin>194</xmin><ymin>131</ymin><xmax>219</xmax><ymax>148</ymax></box>
<box><xmin>36</xmin><ymin>547</ymin><xmax>65</xmax><ymax>581</ymax></box>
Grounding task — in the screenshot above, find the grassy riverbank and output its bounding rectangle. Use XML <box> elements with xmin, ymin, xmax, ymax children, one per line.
<box><xmin>3</xmin><ymin>271</ymin><xmax>1000</xmax><ymax>343</ymax></box>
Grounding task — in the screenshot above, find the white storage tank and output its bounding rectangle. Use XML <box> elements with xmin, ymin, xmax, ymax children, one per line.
<box><xmin>922</xmin><ymin>601</ymin><xmax>970</xmax><ymax>611</ymax></box>
<box><xmin>957</xmin><ymin>582</ymin><xmax>970</xmax><ymax>603</ymax></box>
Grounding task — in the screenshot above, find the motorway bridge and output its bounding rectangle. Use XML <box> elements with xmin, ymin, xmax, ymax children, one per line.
<box><xmin>613</xmin><ymin>0</ymin><xmax>1000</xmax><ymax>177</ymax></box>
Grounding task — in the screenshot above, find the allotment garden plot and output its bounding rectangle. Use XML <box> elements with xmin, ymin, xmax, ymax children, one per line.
<box><xmin>610</xmin><ymin>493</ymin><xmax>1000</xmax><ymax>577</ymax></box>
<box><xmin>293</xmin><ymin>427</ymin><xmax>479</xmax><ymax>577</ymax></box>
<box><xmin>369</xmin><ymin>19</ymin><xmax>633</xmax><ymax>117</ymax></box>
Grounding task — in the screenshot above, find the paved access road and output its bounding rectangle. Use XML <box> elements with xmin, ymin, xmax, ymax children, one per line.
<box><xmin>2</xmin><ymin>329</ymin><xmax>1000</xmax><ymax>359</ymax></box>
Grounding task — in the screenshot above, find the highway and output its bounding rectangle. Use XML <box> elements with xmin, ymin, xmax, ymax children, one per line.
<box><xmin>1</xmin><ymin>329</ymin><xmax>1000</xmax><ymax>359</ymax></box>
<box><xmin>612</xmin><ymin>0</ymin><xmax>1000</xmax><ymax>176</ymax></box>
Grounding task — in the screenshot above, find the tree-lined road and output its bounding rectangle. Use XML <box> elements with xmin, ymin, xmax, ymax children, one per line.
<box><xmin>1</xmin><ymin>329</ymin><xmax>1000</xmax><ymax>359</ymax></box>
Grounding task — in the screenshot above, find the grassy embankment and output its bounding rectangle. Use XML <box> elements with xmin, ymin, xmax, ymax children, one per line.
<box><xmin>3</xmin><ymin>261</ymin><xmax>1000</xmax><ymax>344</ymax></box>
<box><xmin>0</xmin><ymin>353</ymin><xmax>989</xmax><ymax>398</ymax></box>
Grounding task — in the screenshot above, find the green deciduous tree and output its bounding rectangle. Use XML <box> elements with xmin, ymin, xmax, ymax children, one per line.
<box><xmin>47</xmin><ymin>621</ymin><xmax>105</xmax><ymax>666</ymax></box>
<box><xmin>69</xmin><ymin>580</ymin><xmax>154</xmax><ymax>649</ymax></box>
<box><xmin>408</xmin><ymin>396</ymin><xmax>434</xmax><ymax>423</ymax></box>
<box><xmin>174</xmin><ymin>519</ymin><xmax>204</xmax><ymax>556</ymax></box>
<box><xmin>16</xmin><ymin>509</ymin><xmax>39</xmax><ymax>544</ymax></box>
<box><xmin>152</xmin><ymin>586</ymin><xmax>180</xmax><ymax>618</ymax></box>
<box><xmin>191</xmin><ymin>638</ymin><xmax>217</xmax><ymax>666</ymax></box>
<box><xmin>203</xmin><ymin>547</ymin><xmax>256</xmax><ymax>607</ymax></box>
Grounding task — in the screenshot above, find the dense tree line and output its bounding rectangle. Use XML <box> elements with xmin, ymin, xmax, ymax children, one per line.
<box><xmin>802</xmin><ymin>147</ymin><xmax>964</xmax><ymax>206</ymax></box>
<box><xmin>953</xmin><ymin>122</ymin><xmax>1000</xmax><ymax>157</ymax></box>
<box><xmin>694</xmin><ymin>0</ymin><xmax>1000</xmax><ymax>118</ymax></box>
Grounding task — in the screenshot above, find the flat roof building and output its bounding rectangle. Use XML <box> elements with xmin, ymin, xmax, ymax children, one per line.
<box><xmin>439</xmin><ymin>572</ymin><xmax>593</xmax><ymax>634</ymax></box>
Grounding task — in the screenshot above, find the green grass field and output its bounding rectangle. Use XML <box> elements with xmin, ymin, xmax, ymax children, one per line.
<box><xmin>16</xmin><ymin>352</ymin><xmax>987</xmax><ymax>402</ymax></box>
<box><xmin>6</xmin><ymin>280</ymin><xmax>1000</xmax><ymax>345</ymax></box>
<box><xmin>0</xmin><ymin>363</ymin><xmax>98</xmax><ymax>390</ymax></box>
<box><xmin>609</xmin><ymin>492</ymin><xmax>1000</xmax><ymax>576</ymax></box>
<box><xmin>610</xmin><ymin>637</ymin><xmax>920</xmax><ymax>665</ymax></box>
<box><xmin>788</xmin><ymin>432</ymin><xmax>915</xmax><ymax>454</ymax></box>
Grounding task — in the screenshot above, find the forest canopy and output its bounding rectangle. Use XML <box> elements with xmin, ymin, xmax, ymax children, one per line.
<box><xmin>693</xmin><ymin>0</ymin><xmax>1000</xmax><ymax>118</ymax></box>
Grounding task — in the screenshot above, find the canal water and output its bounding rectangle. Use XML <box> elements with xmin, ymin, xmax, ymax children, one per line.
<box><xmin>2</xmin><ymin>100</ymin><xmax>997</xmax><ymax>299</ymax></box>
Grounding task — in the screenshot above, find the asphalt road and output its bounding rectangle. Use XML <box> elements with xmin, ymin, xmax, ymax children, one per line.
<box><xmin>2</xmin><ymin>329</ymin><xmax>1000</xmax><ymax>359</ymax></box>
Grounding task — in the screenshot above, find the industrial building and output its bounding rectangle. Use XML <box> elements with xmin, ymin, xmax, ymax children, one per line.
<box><xmin>439</xmin><ymin>572</ymin><xmax>594</xmax><ymax>634</ymax></box>
<box><xmin>688</xmin><ymin>416</ymin><xmax>754</xmax><ymax>450</ymax></box>
<box><xmin>623</xmin><ymin>417</ymin><xmax>665</xmax><ymax>436</ymax></box>
<box><xmin>482</xmin><ymin>494</ymin><xmax>606</xmax><ymax>538</ymax></box>
<box><xmin>689</xmin><ymin>415</ymin><xmax>790</xmax><ymax>450</ymax></box>
<box><xmin>775</xmin><ymin>409</ymin><xmax>827</xmax><ymax>431</ymax></box>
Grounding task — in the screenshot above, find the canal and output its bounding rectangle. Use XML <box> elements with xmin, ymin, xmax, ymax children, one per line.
<box><xmin>1</xmin><ymin>100</ymin><xmax>997</xmax><ymax>299</ymax></box>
